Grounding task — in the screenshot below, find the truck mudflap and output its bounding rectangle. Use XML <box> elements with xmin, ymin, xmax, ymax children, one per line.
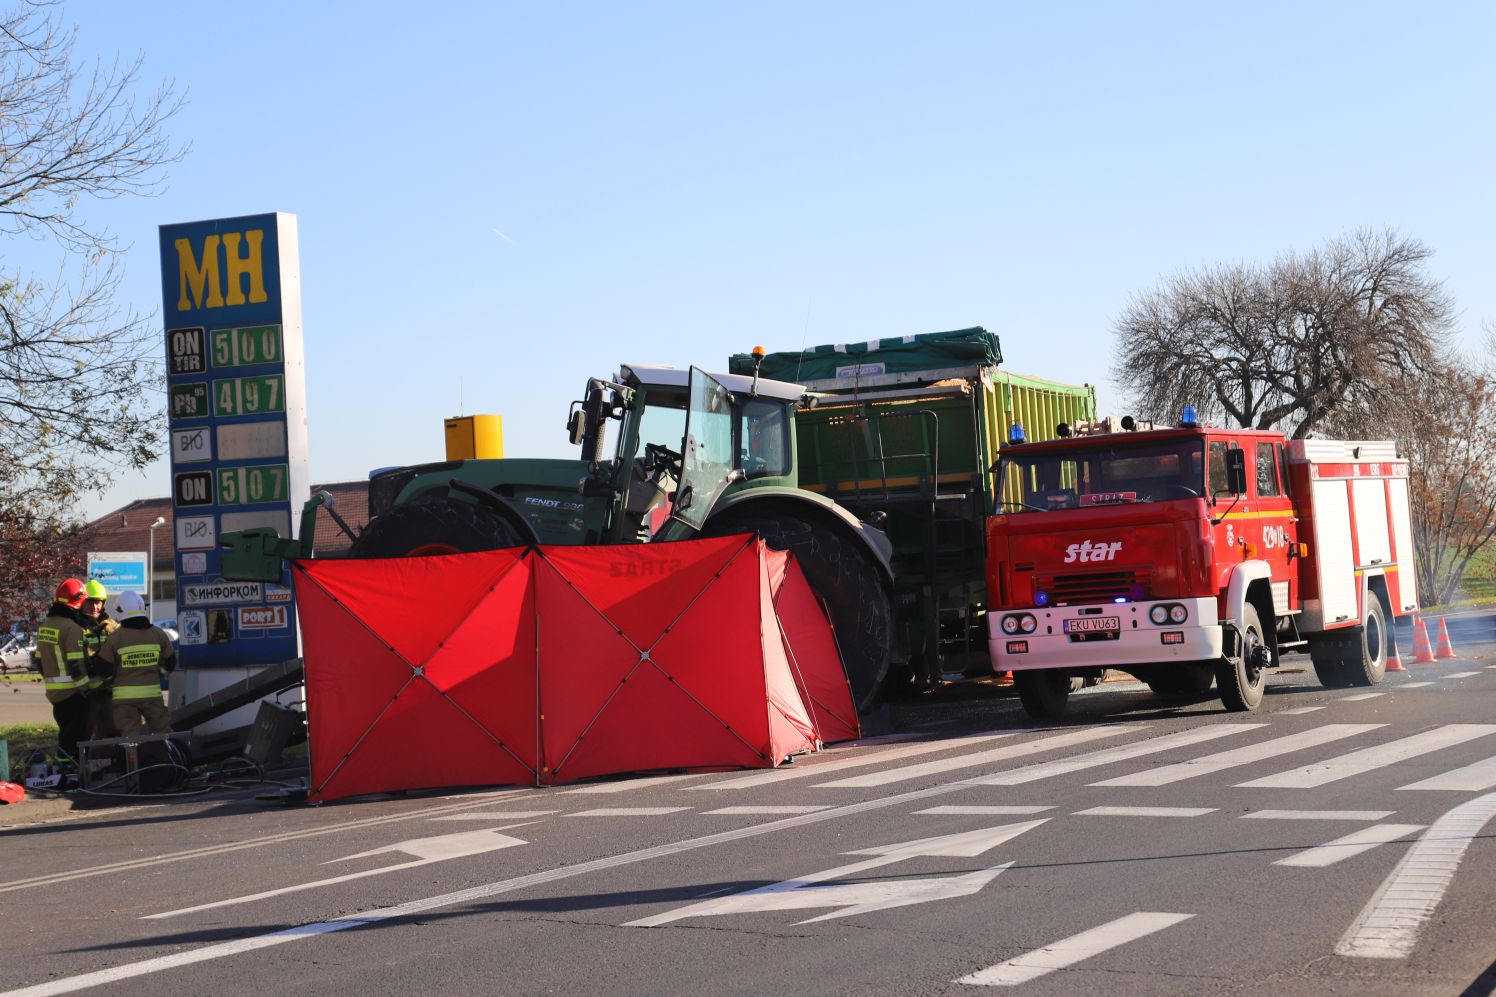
<box><xmin>990</xmin><ymin>596</ymin><xmax>1223</xmax><ymax>672</ymax></box>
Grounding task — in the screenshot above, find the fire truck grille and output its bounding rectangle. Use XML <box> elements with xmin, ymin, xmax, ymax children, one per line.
<box><xmin>1042</xmin><ymin>570</ymin><xmax>1149</xmax><ymax>605</ymax></box>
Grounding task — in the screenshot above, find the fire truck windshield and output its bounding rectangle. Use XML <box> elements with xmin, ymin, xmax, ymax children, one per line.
<box><xmin>996</xmin><ymin>438</ymin><xmax>1206</xmax><ymax>512</ymax></box>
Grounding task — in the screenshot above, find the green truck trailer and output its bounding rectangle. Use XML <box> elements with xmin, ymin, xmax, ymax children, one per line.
<box><xmin>221</xmin><ymin>327</ymin><xmax>1091</xmax><ymax>711</ymax></box>
<box><xmin>730</xmin><ymin>329</ymin><xmax>1095</xmax><ymax>689</ymax></box>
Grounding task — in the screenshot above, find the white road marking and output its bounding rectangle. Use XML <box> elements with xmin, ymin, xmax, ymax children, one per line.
<box><xmin>1073</xmin><ymin>806</ymin><xmax>1215</xmax><ymax>818</ymax></box>
<box><xmin>817</xmin><ymin>726</ymin><xmax>1137</xmax><ymax>788</ymax></box>
<box><xmin>562</xmin><ymin>773</ymin><xmax>710</xmax><ymax>794</ymax></box>
<box><xmin>1274</xmin><ymin>824</ymin><xmax>1424</xmax><ymax>868</ymax></box>
<box><xmin>1396</xmin><ymin>682</ymin><xmax>1432</xmax><ymax>689</ymax></box>
<box><xmin>0</xmin><ymin>767</ymin><xmax>1022</xmax><ymax>995</ymax></box>
<box><xmin>968</xmin><ymin>725</ymin><xmax>1266</xmax><ymax>786</ymax></box>
<box><xmin>957</xmin><ymin>912</ymin><xmax>1194</xmax><ymax>986</ymax></box>
<box><xmin>1337</xmin><ymin>791</ymin><xmax>1496</xmax><ymax>958</ymax></box>
<box><xmin>1093</xmin><ymin>724</ymin><xmax>1382</xmax><ymax>787</ymax></box>
<box><xmin>566</xmin><ymin>807</ymin><xmax>690</xmax><ymax>817</ymax></box>
<box><xmin>688</xmin><ymin>730</ymin><xmax>1022</xmax><ymax>790</ymax></box>
<box><xmin>0</xmin><ymin>790</ymin><xmax>541</xmax><ymax>894</ymax></box>
<box><xmin>1276</xmin><ymin>707</ymin><xmax>1325</xmax><ymax>715</ymax></box>
<box><xmin>1444</xmin><ymin>671</ymin><xmax>1480</xmax><ymax>679</ymax></box>
<box><xmin>1237</xmin><ymin>725</ymin><xmax>1496</xmax><ymax>789</ymax></box>
<box><xmin>1398</xmin><ymin>754</ymin><xmax>1496</xmax><ymax>792</ymax></box>
<box><xmin>1242</xmin><ymin>810</ymin><xmax>1393</xmax><ymax>821</ymax></box>
<box><xmin>703</xmin><ymin>806</ymin><xmax>831</xmax><ymax>815</ymax></box>
<box><xmin>144</xmin><ymin>827</ymin><xmax>532</xmax><ymax>920</ymax></box>
<box><xmin>625</xmin><ymin>821</ymin><xmax>1045</xmax><ymax>927</ymax></box>
<box><xmin>915</xmin><ymin>806</ymin><xmax>1055</xmax><ymax>816</ymax></box>
<box><xmin>429</xmin><ymin>811</ymin><xmax>558</xmax><ymax>821</ymax></box>
<box><xmin>1339</xmin><ymin>693</ymin><xmax>1385</xmax><ymax>701</ymax></box>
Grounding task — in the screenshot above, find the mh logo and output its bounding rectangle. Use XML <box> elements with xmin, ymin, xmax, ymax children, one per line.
<box><xmin>1063</xmin><ymin>540</ymin><xmax>1123</xmax><ymax>563</ymax></box>
<box><xmin>175</xmin><ymin>229</ymin><xmax>268</xmax><ymax>311</ymax></box>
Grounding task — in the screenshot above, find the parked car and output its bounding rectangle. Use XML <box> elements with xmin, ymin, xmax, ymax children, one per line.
<box><xmin>1</xmin><ymin>633</ymin><xmax>34</xmax><ymax>673</ymax></box>
<box><xmin>153</xmin><ymin>619</ymin><xmax>180</xmax><ymax>644</ymax></box>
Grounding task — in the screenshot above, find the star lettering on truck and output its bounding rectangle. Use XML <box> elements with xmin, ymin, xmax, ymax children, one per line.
<box><xmin>1063</xmin><ymin>540</ymin><xmax>1124</xmax><ymax>563</ymax></box>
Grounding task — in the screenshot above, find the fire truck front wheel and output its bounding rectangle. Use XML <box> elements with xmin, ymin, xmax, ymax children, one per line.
<box><xmin>1015</xmin><ymin>670</ymin><xmax>1072</xmax><ymax>719</ymax></box>
<box><xmin>1216</xmin><ymin>604</ymin><xmax>1269</xmax><ymax>711</ymax></box>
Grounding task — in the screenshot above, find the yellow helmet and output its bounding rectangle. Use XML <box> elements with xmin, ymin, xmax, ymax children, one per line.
<box><xmin>84</xmin><ymin>579</ymin><xmax>108</xmax><ymax>600</ymax></box>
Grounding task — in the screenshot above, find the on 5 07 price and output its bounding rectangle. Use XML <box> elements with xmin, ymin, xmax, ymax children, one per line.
<box><xmin>217</xmin><ymin>464</ymin><xmax>288</xmax><ymax>505</ymax></box>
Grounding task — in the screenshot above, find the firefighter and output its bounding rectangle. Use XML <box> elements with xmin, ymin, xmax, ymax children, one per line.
<box><xmin>94</xmin><ymin>591</ymin><xmax>177</xmax><ymax>735</ymax></box>
<box><xmin>80</xmin><ymin>579</ymin><xmax>120</xmax><ymax>740</ymax></box>
<box><xmin>37</xmin><ymin>579</ymin><xmax>92</xmax><ymax>763</ymax></box>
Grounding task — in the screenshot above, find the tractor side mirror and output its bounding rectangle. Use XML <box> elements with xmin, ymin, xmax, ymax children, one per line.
<box><xmin>567</xmin><ymin>407</ymin><xmax>586</xmax><ymax>446</ymax></box>
<box><xmin>1226</xmin><ymin>448</ymin><xmax>1247</xmax><ymax>496</ymax></box>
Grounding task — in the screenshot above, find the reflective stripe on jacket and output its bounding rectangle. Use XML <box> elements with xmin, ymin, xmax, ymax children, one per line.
<box><xmin>98</xmin><ymin>626</ymin><xmax>175</xmax><ymax>702</ymax></box>
<box><xmin>38</xmin><ymin>614</ymin><xmax>88</xmax><ymax>703</ymax></box>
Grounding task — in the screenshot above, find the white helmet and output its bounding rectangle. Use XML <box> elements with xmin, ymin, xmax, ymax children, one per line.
<box><xmin>112</xmin><ymin>591</ymin><xmax>147</xmax><ymax>621</ymax></box>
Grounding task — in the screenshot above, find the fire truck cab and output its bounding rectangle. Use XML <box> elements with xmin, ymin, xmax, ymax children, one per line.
<box><xmin>986</xmin><ymin>418</ymin><xmax>1418</xmax><ymax>719</ymax></box>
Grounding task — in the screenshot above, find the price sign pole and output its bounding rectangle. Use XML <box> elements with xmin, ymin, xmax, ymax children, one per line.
<box><xmin>159</xmin><ymin>213</ymin><xmax>308</xmax><ymax>683</ymax></box>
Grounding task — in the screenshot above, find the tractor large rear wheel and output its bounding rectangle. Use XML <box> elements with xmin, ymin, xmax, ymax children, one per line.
<box><xmin>350</xmin><ymin>496</ymin><xmax>526</xmax><ymax>558</ymax></box>
<box><xmin>702</xmin><ymin>511</ymin><xmax>892</xmax><ymax>712</ymax></box>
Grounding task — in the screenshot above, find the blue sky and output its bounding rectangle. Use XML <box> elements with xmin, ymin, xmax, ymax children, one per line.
<box><xmin>67</xmin><ymin>1</ymin><xmax>1496</xmax><ymax>519</ymax></box>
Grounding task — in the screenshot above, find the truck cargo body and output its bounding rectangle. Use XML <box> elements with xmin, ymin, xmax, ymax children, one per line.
<box><xmin>739</xmin><ymin>330</ymin><xmax>1095</xmax><ymax>684</ymax></box>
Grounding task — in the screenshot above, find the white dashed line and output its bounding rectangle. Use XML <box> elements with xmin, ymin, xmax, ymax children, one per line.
<box><xmin>566</xmin><ymin>807</ymin><xmax>690</xmax><ymax>817</ymax></box>
<box><xmin>702</xmin><ymin>806</ymin><xmax>831</xmax><ymax>815</ymax></box>
<box><xmin>1073</xmin><ymin>806</ymin><xmax>1215</xmax><ymax>818</ymax></box>
<box><xmin>562</xmin><ymin>773</ymin><xmax>709</xmax><ymax>794</ymax></box>
<box><xmin>1093</xmin><ymin>724</ymin><xmax>1381</xmax><ymax>787</ymax></box>
<box><xmin>1243</xmin><ymin>810</ymin><xmax>1394</xmax><ymax>821</ymax></box>
<box><xmin>969</xmin><ymin>725</ymin><xmax>1265</xmax><ymax>786</ymax></box>
<box><xmin>1338</xmin><ymin>693</ymin><xmax>1385</xmax><ymax>702</ymax></box>
<box><xmin>1276</xmin><ymin>707</ymin><xmax>1325</xmax><ymax>715</ymax></box>
<box><xmin>1237</xmin><ymin>725</ymin><xmax>1496</xmax><ymax>789</ymax></box>
<box><xmin>689</xmin><ymin>731</ymin><xmax>1020</xmax><ymax>790</ymax></box>
<box><xmin>1274</xmin><ymin>824</ymin><xmax>1424</xmax><ymax>868</ymax></box>
<box><xmin>1398</xmin><ymin>754</ymin><xmax>1496</xmax><ymax>792</ymax></box>
<box><xmin>430</xmin><ymin>811</ymin><xmax>559</xmax><ymax>821</ymax></box>
<box><xmin>817</xmin><ymin>726</ymin><xmax>1135</xmax><ymax>788</ymax></box>
<box><xmin>915</xmin><ymin>806</ymin><xmax>1056</xmax><ymax>816</ymax></box>
<box><xmin>1396</xmin><ymin>682</ymin><xmax>1432</xmax><ymax>689</ymax></box>
<box><xmin>1444</xmin><ymin>671</ymin><xmax>1480</xmax><ymax>679</ymax></box>
<box><xmin>1338</xmin><ymin>792</ymin><xmax>1496</xmax><ymax>958</ymax></box>
<box><xmin>957</xmin><ymin>912</ymin><xmax>1194</xmax><ymax>986</ymax></box>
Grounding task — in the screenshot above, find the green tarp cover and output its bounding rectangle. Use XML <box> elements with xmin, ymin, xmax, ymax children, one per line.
<box><xmin>729</xmin><ymin>327</ymin><xmax>1002</xmax><ymax>382</ymax></box>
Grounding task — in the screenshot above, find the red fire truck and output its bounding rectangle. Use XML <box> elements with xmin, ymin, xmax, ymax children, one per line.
<box><xmin>986</xmin><ymin>412</ymin><xmax>1420</xmax><ymax>718</ymax></box>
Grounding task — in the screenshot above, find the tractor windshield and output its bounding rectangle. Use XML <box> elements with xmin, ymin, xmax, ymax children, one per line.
<box><xmin>672</xmin><ymin>367</ymin><xmax>736</xmax><ymax>531</ymax></box>
<box><xmin>996</xmin><ymin>439</ymin><xmax>1206</xmax><ymax>513</ymax></box>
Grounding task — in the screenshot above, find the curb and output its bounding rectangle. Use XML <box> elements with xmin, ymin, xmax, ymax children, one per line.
<box><xmin>0</xmin><ymin>793</ymin><xmax>78</xmax><ymax>827</ymax></box>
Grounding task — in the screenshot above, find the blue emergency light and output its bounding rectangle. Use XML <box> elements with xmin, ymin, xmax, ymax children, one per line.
<box><xmin>1180</xmin><ymin>405</ymin><xmax>1200</xmax><ymax>428</ymax></box>
<box><xmin>1009</xmin><ymin>422</ymin><xmax>1026</xmax><ymax>444</ymax></box>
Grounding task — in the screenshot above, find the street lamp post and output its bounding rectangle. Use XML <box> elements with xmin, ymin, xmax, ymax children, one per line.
<box><xmin>147</xmin><ymin>516</ymin><xmax>166</xmax><ymax>614</ymax></box>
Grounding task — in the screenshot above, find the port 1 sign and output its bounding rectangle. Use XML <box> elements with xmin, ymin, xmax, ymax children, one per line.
<box><xmin>160</xmin><ymin>212</ymin><xmax>309</xmax><ymax>667</ymax></box>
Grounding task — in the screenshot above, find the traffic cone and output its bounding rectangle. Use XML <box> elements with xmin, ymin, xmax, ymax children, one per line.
<box><xmin>1411</xmin><ymin>618</ymin><xmax>1437</xmax><ymax>664</ymax></box>
<box><xmin>1386</xmin><ymin>638</ymin><xmax>1406</xmax><ymax>672</ymax></box>
<box><xmin>1435</xmin><ymin>617</ymin><xmax>1458</xmax><ymax>659</ymax></box>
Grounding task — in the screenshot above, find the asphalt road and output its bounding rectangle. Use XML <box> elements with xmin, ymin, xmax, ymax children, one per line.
<box><xmin>3</xmin><ymin>611</ymin><xmax>1496</xmax><ymax>996</ymax></box>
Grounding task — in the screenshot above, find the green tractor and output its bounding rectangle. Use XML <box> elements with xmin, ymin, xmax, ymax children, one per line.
<box><xmin>223</xmin><ymin>360</ymin><xmax>896</xmax><ymax>710</ymax></box>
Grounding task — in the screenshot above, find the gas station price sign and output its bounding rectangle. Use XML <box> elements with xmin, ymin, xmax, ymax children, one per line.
<box><xmin>160</xmin><ymin>212</ymin><xmax>309</xmax><ymax>669</ymax></box>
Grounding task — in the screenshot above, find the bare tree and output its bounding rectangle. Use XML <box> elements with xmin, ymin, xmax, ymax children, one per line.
<box><xmin>1386</xmin><ymin>333</ymin><xmax>1496</xmax><ymax>605</ymax></box>
<box><xmin>1113</xmin><ymin>229</ymin><xmax>1452</xmax><ymax>438</ymax></box>
<box><xmin>0</xmin><ymin>1</ymin><xmax>182</xmax><ymax>619</ymax></box>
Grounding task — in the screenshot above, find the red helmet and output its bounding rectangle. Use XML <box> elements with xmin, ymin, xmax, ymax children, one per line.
<box><xmin>54</xmin><ymin>578</ymin><xmax>86</xmax><ymax>608</ymax></box>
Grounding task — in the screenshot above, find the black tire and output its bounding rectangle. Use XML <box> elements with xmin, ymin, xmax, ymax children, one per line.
<box><xmin>701</xmin><ymin>511</ymin><xmax>892</xmax><ymax>713</ymax></box>
<box><xmin>1015</xmin><ymin>670</ymin><xmax>1072</xmax><ymax>720</ymax></box>
<box><xmin>350</xmin><ymin>496</ymin><xmax>526</xmax><ymax>558</ymax></box>
<box><xmin>1342</xmin><ymin>598</ymin><xmax>1388</xmax><ymax>687</ymax></box>
<box><xmin>1144</xmin><ymin>661</ymin><xmax>1216</xmax><ymax>698</ymax></box>
<box><xmin>1216</xmin><ymin>603</ymin><xmax>1270</xmax><ymax>711</ymax></box>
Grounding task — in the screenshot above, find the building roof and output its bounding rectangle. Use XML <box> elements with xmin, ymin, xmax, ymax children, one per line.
<box><xmin>80</xmin><ymin>482</ymin><xmax>371</xmax><ymax>568</ymax></box>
